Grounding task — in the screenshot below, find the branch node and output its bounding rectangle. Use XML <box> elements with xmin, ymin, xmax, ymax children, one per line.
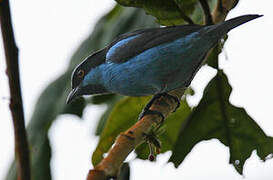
<box><xmin>120</xmin><ymin>133</ymin><xmax>135</xmax><ymax>141</ymax></box>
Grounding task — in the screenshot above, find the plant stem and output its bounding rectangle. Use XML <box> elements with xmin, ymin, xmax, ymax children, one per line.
<box><xmin>199</xmin><ymin>0</ymin><xmax>213</xmax><ymax>25</ymax></box>
<box><xmin>0</xmin><ymin>1</ymin><xmax>31</xmax><ymax>180</ymax></box>
<box><xmin>175</xmin><ymin>3</ymin><xmax>195</xmax><ymax>24</ymax></box>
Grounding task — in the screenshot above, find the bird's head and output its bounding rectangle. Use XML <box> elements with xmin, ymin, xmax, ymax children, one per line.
<box><xmin>66</xmin><ymin>49</ymin><xmax>108</xmax><ymax>104</ymax></box>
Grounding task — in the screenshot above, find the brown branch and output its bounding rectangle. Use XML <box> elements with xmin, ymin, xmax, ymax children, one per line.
<box><xmin>87</xmin><ymin>0</ymin><xmax>239</xmax><ymax>179</ymax></box>
<box><xmin>88</xmin><ymin>89</ymin><xmax>185</xmax><ymax>180</ymax></box>
<box><xmin>0</xmin><ymin>1</ymin><xmax>31</xmax><ymax>180</ymax></box>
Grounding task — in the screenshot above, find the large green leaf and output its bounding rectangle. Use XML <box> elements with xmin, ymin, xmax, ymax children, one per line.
<box><xmin>169</xmin><ymin>70</ymin><xmax>273</xmax><ymax>174</ymax></box>
<box><xmin>115</xmin><ymin>0</ymin><xmax>218</xmax><ymax>25</ymax></box>
<box><xmin>91</xmin><ymin>94</ymin><xmax>123</xmax><ymax>135</ymax></box>
<box><xmin>6</xmin><ymin>5</ymin><xmax>158</xmax><ymax>180</ymax></box>
<box><xmin>92</xmin><ymin>96</ymin><xmax>149</xmax><ymax>165</ymax></box>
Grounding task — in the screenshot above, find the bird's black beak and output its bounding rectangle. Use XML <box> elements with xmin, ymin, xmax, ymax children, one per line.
<box><xmin>66</xmin><ymin>87</ymin><xmax>80</xmax><ymax>104</ymax></box>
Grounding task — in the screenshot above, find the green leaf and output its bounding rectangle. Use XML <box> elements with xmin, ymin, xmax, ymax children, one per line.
<box><xmin>61</xmin><ymin>97</ymin><xmax>86</xmax><ymax>117</ymax></box>
<box><xmin>169</xmin><ymin>71</ymin><xmax>273</xmax><ymax>174</ymax></box>
<box><xmin>206</xmin><ymin>37</ymin><xmax>228</xmax><ymax>68</ymax></box>
<box><xmin>94</xmin><ymin>95</ymin><xmax>123</xmax><ymax>135</ymax></box>
<box><xmin>115</xmin><ymin>0</ymin><xmax>218</xmax><ymax>25</ymax></box>
<box><xmin>92</xmin><ymin>96</ymin><xmax>149</xmax><ymax>165</ymax></box>
<box><xmin>91</xmin><ymin>94</ymin><xmax>116</xmax><ymax>105</ymax></box>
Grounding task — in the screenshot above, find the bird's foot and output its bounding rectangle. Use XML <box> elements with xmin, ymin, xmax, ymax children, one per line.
<box><xmin>138</xmin><ymin>93</ymin><xmax>180</xmax><ymax>121</ymax></box>
<box><xmin>160</xmin><ymin>93</ymin><xmax>180</xmax><ymax>112</ymax></box>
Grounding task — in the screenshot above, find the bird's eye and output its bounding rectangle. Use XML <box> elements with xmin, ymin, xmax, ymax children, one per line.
<box><xmin>77</xmin><ymin>69</ymin><xmax>85</xmax><ymax>78</ymax></box>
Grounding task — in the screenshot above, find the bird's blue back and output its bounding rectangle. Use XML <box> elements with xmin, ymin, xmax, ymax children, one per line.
<box><xmin>96</xmin><ymin>30</ymin><xmax>211</xmax><ymax>96</ymax></box>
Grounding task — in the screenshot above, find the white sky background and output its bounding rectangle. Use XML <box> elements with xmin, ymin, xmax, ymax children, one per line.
<box><xmin>0</xmin><ymin>0</ymin><xmax>273</xmax><ymax>179</ymax></box>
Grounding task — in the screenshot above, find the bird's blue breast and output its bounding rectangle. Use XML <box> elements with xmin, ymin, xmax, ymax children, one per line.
<box><xmin>100</xmin><ymin>32</ymin><xmax>210</xmax><ymax>96</ymax></box>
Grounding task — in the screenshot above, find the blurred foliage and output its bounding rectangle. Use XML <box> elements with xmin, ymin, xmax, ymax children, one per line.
<box><xmin>92</xmin><ymin>96</ymin><xmax>148</xmax><ymax>165</ymax></box>
<box><xmin>91</xmin><ymin>94</ymin><xmax>123</xmax><ymax>135</ymax></box>
<box><xmin>6</xmin><ymin>0</ymin><xmax>273</xmax><ymax>179</ymax></box>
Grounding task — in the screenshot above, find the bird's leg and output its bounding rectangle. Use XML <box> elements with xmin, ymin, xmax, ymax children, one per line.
<box><xmin>138</xmin><ymin>93</ymin><xmax>180</xmax><ymax>121</ymax></box>
<box><xmin>161</xmin><ymin>93</ymin><xmax>180</xmax><ymax>112</ymax></box>
<box><xmin>138</xmin><ymin>93</ymin><xmax>165</xmax><ymax>122</ymax></box>
<box><xmin>139</xmin><ymin>93</ymin><xmax>180</xmax><ymax>161</ymax></box>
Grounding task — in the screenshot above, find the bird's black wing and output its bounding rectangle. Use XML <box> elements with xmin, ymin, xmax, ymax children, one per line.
<box><xmin>106</xmin><ymin>24</ymin><xmax>203</xmax><ymax>63</ymax></box>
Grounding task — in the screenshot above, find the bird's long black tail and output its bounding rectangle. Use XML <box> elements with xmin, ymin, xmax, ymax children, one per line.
<box><xmin>205</xmin><ymin>14</ymin><xmax>262</xmax><ymax>39</ymax></box>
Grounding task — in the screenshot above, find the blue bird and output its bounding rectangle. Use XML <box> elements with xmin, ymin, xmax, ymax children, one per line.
<box><xmin>67</xmin><ymin>14</ymin><xmax>261</xmax><ymax>118</ymax></box>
